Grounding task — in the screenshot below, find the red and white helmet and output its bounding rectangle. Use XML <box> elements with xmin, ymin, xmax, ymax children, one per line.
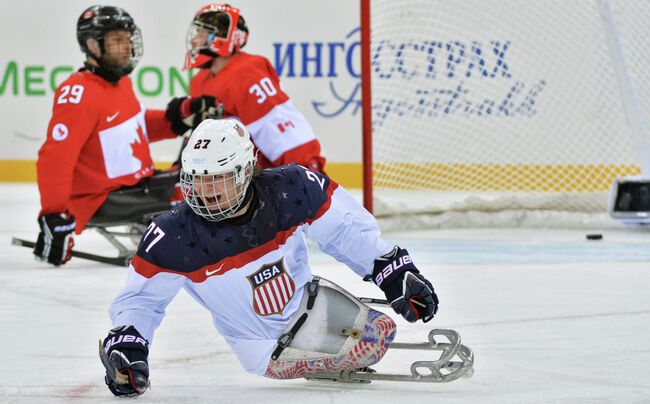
<box><xmin>184</xmin><ymin>3</ymin><xmax>249</xmax><ymax>70</ymax></box>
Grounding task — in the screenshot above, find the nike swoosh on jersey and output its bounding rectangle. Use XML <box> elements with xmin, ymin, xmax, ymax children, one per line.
<box><xmin>205</xmin><ymin>264</ymin><xmax>225</xmax><ymax>277</ymax></box>
<box><xmin>106</xmin><ymin>112</ymin><xmax>120</xmax><ymax>122</ymax></box>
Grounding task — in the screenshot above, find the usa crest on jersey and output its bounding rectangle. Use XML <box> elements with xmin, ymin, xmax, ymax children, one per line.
<box><xmin>247</xmin><ymin>259</ymin><xmax>295</xmax><ymax>316</ymax></box>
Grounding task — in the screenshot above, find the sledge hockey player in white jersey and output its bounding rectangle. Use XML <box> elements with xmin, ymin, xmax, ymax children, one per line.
<box><xmin>100</xmin><ymin>119</ymin><xmax>472</xmax><ymax>397</ymax></box>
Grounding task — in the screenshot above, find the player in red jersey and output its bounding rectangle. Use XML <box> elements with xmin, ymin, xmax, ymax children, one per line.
<box><xmin>172</xmin><ymin>3</ymin><xmax>327</xmax><ymax>173</ymax></box>
<box><xmin>34</xmin><ymin>6</ymin><xmax>215</xmax><ymax>266</ymax></box>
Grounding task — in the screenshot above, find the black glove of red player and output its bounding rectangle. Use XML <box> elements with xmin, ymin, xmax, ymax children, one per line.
<box><xmin>33</xmin><ymin>212</ymin><xmax>75</xmax><ymax>266</ymax></box>
<box><xmin>369</xmin><ymin>246</ymin><xmax>439</xmax><ymax>323</ymax></box>
<box><xmin>165</xmin><ymin>96</ymin><xmax>224</xmax><ymax>135</ymax></box>
<box><xmin>101</xmin><ymin>325</ymin><xmax>150</xmax><ymax>397</ymax></box>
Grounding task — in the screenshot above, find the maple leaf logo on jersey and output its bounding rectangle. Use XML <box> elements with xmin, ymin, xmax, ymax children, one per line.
<box><xmin>247</xmin><ymin>258</ymin><xmax>295</xmax><ymax>316</ymax></box>
<box><xmin>130</xmin><ymin>125</ymin><xmax>150</xmax><ymax>169</ymax></box>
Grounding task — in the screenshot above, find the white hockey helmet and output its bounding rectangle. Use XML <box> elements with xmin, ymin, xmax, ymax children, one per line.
<box><xmin>180</xmin><ymin>119</ymin><xmax>257</xmax><ymax>221</ymax></box>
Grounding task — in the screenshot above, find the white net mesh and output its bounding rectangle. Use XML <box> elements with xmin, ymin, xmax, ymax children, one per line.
<box><xmin>369</xmin><ymin>0</ymin><xmax>650</xmax><ymax>227</ymax></box>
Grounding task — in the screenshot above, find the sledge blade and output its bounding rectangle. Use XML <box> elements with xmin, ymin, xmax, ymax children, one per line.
<box><xmin>306</xmin><ymin>329</ymin><xmax>474</xmax><ymax>383</ymax></box>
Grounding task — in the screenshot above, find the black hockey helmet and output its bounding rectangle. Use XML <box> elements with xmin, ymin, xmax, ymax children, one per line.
<box><xmin>76</xmin><ymin>5</ymin><xmax>143</xmax><ymax>79</ymax></box>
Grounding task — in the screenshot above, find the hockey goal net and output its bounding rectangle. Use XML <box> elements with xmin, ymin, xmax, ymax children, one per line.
<box><xmin>361</xmin><ymin>0</ymin><xmax>650</xmax><ymax>228</ymax></box>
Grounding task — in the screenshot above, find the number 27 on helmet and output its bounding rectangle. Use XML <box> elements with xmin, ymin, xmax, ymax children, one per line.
<box><xmin>180</xmin><ymin>119</ymin><xmax>257</xmax><ymax>222</ymax></box>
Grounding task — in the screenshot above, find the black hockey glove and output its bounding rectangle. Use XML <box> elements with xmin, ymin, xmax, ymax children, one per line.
<box><xmin>33</xmin><ymin>212</ymin><xmax>75</xmax><ymax>266</ymax></box>
<box><xmin>101</xmin><ymin>325</ymin><xmax>150</xmax><ymax>397</ymax></box>
<box><xmin>165</xmin><ymin>95</ymin><xmax>224</xmax><ymax>135</ymax></box>
<box><xmin>370</xmin><ymin>246</ymin><xmax>439</xmax><ymax>323</ymax></box>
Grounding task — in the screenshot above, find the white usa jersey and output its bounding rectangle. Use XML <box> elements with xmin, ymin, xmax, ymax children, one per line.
<box><xmin>109</xmin><ymin>165</ymin><xmax>391</xmax><ymax>375</ymax></box>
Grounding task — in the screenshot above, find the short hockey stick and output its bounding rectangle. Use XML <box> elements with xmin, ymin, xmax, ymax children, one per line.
<box><xmin>11</xmin><ymin>237</ymin><xmax>131</xmax><ymax>266</ymax></box>
<box><xmin>357</xmin><ymin>296</ymin><xmax>427</xmax><ymax>308</ymax></box>
<box><xmin>98</xmin><ymin>340</ymin><xmax>129</xmax><ymax>385</ymax></box>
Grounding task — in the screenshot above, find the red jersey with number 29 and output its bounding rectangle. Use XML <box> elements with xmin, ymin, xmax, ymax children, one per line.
<box><xmin>37</xmin><ymin>70</ymin><xmax>176</xmax><ymax>232</ymax></box>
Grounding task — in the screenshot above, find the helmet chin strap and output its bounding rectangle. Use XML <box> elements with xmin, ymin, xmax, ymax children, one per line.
<box><xmin>83</xmin><ymin>61</ymin><xmax>123</xmax><ymax>83</ymax></box>
<box><xmin>197</xmin><ymin>49</ymin><xmax>220</xmax><ymax>69</ymax></box>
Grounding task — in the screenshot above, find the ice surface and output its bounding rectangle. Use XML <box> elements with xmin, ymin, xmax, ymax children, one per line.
<box><xmin>1</xmin><ymin>184</ymin><xmax>649</xmax><ymax>403</ymax></box>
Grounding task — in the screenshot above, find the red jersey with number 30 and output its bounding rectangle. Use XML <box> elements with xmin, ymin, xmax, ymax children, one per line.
<box><xmin>189</xmin><ymin>52</ymin><xmax>324</xmax><ymax>169</ymax></box>
<box><xmin>37</xmin><ymin>70</ymin><xmax>177</xmax><ymax>233</ymax></box>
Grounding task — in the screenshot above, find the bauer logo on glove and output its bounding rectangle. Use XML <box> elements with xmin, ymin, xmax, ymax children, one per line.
<box><xmin>373</xmin><ymin>252</ymin><xmax>414</xmax><ymax>287</ymax></box>
<box><xmin>371</xmin><ymin>246</ymin><xmax>439</xmax><ymax>323</ymax></box>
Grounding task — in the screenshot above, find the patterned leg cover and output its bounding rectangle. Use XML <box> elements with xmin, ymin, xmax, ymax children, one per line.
<box><xmin>264</xmin><ymin>309</ymin><xmax>396</xmax><ymax>379</ymax></box>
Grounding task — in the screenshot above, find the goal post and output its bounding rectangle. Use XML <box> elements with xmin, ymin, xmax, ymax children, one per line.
<box><xmin>360</xmin><ymin>0</ymin><xmax>650</xmax><ymax>228</ymax></box>
<box><xmin>361</xmin><ymin>0</ymin><xmax>374</xmax><ymax>213</ymax></box>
